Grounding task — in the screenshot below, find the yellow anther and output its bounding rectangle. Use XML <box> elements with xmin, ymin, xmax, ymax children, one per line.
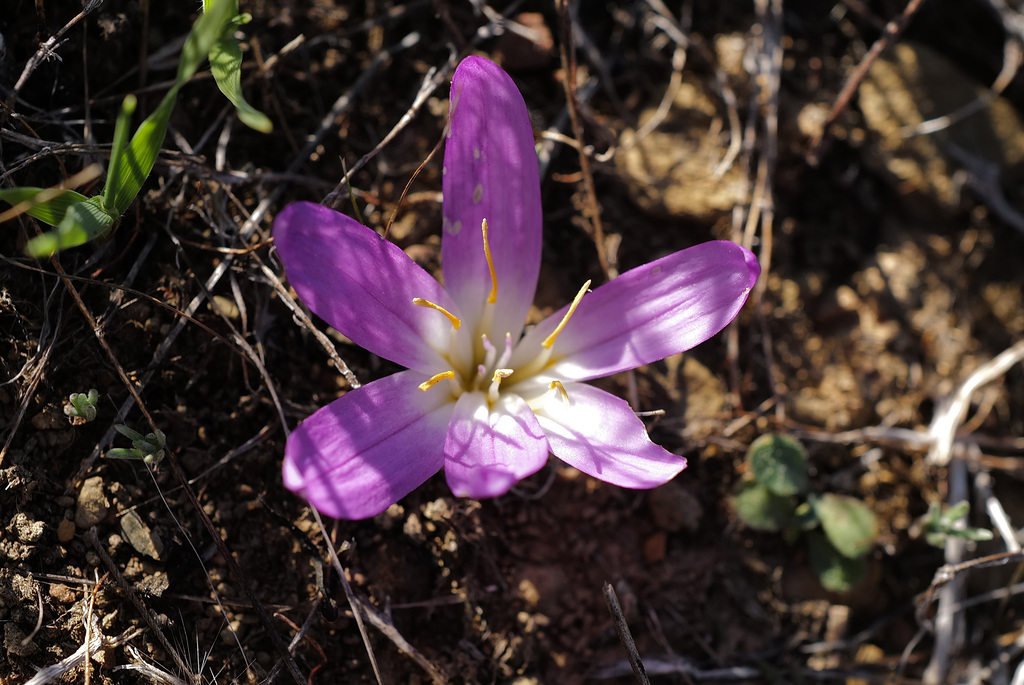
<box><xmin>542</xmin><ymin>280</ymin><xmax>592</xmax><ymax>349</ymax></box>
<box><xmin>491</xmin><ymin>368</ymin><xmax>513</xmax><ymax>383</ymax></box>
<box><xmin>549</xmin><ymin>380</ymin><xmax>570</xmax><ymax>405</ymax></box>
<box><xmin>482</xmin><ymin>218</ymin><xmax>498</xmax><ymax>304</ymax></box>
<box><xmin>412</xmin><ymin>297</ymin><xmax>461</xmax><ymax>330</ymax></box>
<box><xmin>418</xmin><ymin>370</ymin><xmax>455</xmax><ymax>392</ymax></box>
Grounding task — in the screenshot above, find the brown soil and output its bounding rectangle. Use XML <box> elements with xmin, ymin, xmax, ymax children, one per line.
<box><xmin>2</xmin><ymin>1</ymin><xmax>1023</xmax><ymax>684</ymax></box>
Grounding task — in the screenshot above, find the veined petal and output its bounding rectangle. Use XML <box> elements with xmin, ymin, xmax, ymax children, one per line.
<box><xmin>531</xmin><ymin>382</ymin><xmax>686</xmax><ymax>488</ymax></box>
<box><xmin>443</xmin><ymin>391</ymin><xmax>549</xmax><ymax>498</ymax></box>
<box><xmin>274</xmin><ymin>202</ymin><xmax>456</xmax><ymax>373</ymax></box>
<box><xmin>283</xmin><ymin>370</ymin><xmax>455</xmax><ymax>520</ymax></box>
<box><xmin>442</xmin><ymin>56</ymin><xmax>542</xmax><ymax>340</ymax></box>
<box><xmin>513</xmin><ymin>241</ymin><xmax>760</xmax><ymax>380</ymax></box>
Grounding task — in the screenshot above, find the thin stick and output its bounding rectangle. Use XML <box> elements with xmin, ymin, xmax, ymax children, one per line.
<box><xmin>927</xmin><ymin>338</ymin><xmax>1024</xmax><ymax>466</ymax></box>
<box><xmin>556</xmin><ymin>0</ymin><xmax>609</xmax><ymax>277</ymax></box>
<box><xmin>312</xmin><ymin>508</ymin><xmax>384</xmax><ymax>685</ymax></box>
<box><xmin>9</xmin><ymin>0</ymin><xmax>104</xmax><ymax>101</ymax></box>
<box><xmin>806</xmin><ymin>0</ymin><xmax>929</xmax><ymax>165</ymax></box>
<box><xmin>86</xmin><ymin>528</ymin><xmax>197</xmax><ymax>682</ymax></box>
<box><xmin>603</xmin><ymin>582</ymin><xmax>650</xmax><ymax>685</ymax></box>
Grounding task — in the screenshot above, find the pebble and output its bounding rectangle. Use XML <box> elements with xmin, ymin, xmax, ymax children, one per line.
<box><xmin>57</xmin><ymin>518</ymin><xmax>76</xmax><ymax>543</ymax></box>
<box><xmin>75</xmin><ymin>476</ymin><xmax>109</xmax><ymax>529</ymax></box>
<box><xmin>119</xmin><ymin>510</ymin><xmax>164</xmax><ymax>560</ymax></box>
<box><xmin>647</xmin><ymin>481</ymin><xmax>703</xmax><ymax>533</ymax></box>
<box><xmin>49</xmin><ymin>584</ymin><xmax>76</xmax><ymax>603</ymax></box>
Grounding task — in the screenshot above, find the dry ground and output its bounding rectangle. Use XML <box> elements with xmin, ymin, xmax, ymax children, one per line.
<box><xmin>2</xmin><ymin>1</ymin><xmax>1024</xmax><ymax>683</ymax></box>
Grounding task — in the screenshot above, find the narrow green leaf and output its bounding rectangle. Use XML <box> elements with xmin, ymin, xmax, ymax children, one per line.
<box><xmin>732</xmin><ymin>481</ymin><xmax>796</xmax><ymax>532</ymax></box>
<box><xmin>812</xmin><ymin>493</ymin><xmax>879</xmax><ymax>559</ymax></box>
<box><xmin>747</xmin><ymin>433</ymin><xmax>809</xmax><ymax>496</ymax></box>
<box><xmin>110</xmin><ymin>92</ymin><xmax>176</xmax><ymax>214</ymax></box>
<box><xmin>807</xmin><ymin>532</ymin><xmax>867</xmax><ymax>592</ymax></box>
<box><xmin>25</xmin><ymin>197</ymin><xmax>116</xmax><ymax>257</ymax></box>
<box><xmin>209</xmin><ymin>36</ymin><xmax>273</xmax><ymax>132</ymax></box>
<box><xmin>0</xmin><ymin>187</ymin><xmax>90</xmax><ymax>226</ymax></box>
<box><xmin>102</xmin><ymin>94</ymin><xmax>138</xmax><ymax>212</ymax></box>
<box><xmin>109</xmin><ymin>0</ymin><xmax>241</xmax><ymax>213</ymax></box>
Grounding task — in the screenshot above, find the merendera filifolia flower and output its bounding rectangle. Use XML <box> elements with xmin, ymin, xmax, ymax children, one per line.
<box><xmin>273</xmin><ymin>56</ymin><xmax>760</xmax><ymax>519</ymax></box>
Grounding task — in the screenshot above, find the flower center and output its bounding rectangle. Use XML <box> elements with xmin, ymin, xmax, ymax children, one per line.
<box><xmin>412</xmin><ymin>218</ymin><xmax>590</xmax><ymax>404</ymax></box>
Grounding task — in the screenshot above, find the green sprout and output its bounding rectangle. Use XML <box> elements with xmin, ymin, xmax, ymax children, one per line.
<box><xmin>107</xmin><ymin>424</ymin><xmax>166</xmax><ymax>465</ymax></box>
<box><xmin>731</xmin><ymin>434</ymin><xmax>879</xmax><ymax>592</ymax></box>
<box><xmin>63</xmin><ymin>389</ymin><xmax>100</xmax><ymax>424</ymax></box>
<box><xmin>0</xmin><ymin>0</ymin><xmax>271</xmax><ymax>257</ymax></box>
<box><xmin>919</xmin><ymin>501</ymin><xmax>994</xmax><ymax>548</ymax></box>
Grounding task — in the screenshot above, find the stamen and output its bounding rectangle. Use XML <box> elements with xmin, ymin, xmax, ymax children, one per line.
<box><xmin>413</xmin><ymin>298</ymin><xmax>461</xmax><ymax>330</ymax></box>
<box><xmin>549</xmin><ymin>380</ymin><xmax>570</xmax><ymax>405</ymax></box>
<box><xmin>418</xmin><ymin>370</ymin><xmax>455</xmax><ymax>392</ymax></box>
<box><xmin>482</xmin><ymin>218</ymin><xmax>498</xmax><ymax>304</ymax></box>
<box><xmin>542</xmin><ymin>280</ymin><xmax>592</xmax><ymax>349</ymax></box>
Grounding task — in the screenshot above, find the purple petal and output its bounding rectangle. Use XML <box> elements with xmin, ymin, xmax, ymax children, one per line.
<box><xmin>283</xmin><ymin>370</ymin><xmax>455</xmax><ymax>519</ymax></box>
<box><xmin>274</xmin><ymin>202</ymin><xmax>457</xmax><ymax>373</ymax></box>
<box><xmin>443</xmin><ymin>391</ymin><xmax>549</xmax><ymax>498</ymax></box>
<box><xmin>532</xmin><ymin>382</ymin><xmax>686</xmax><ymax>488</ymax></box>
<box><xmin>442</xmin><ymin>56</ymin><xmax>542</xmax><ymax>340</ymax></box>
<box><xmin>514</xmin><ymin>241</ymin><xmax>760</xmax><ymax>380</ymax></box>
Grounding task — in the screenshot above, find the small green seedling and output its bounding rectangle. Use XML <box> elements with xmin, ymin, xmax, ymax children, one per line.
<box><xmin>63</xmin><ymin>389</ymin><xmax>99</xmax><ymax>424</ymax></box>
<box><xmin>731</xmin><ymin>434</ymin><xmax>879</xmax><ymax>592</ymax></box>
<box><xmin>919</xmin><ymin>501</ymin><xmax>994</xmax><ymax>548</ymax></box>
<box><xmin>0</xmin><ymin>0</ymin><xmax>271</xmax><ymax>257</ymax></box>
<box><xmin>107</xmin><ymin>424</ymin><xmax>166</xmax><ymax>465</ymax></box>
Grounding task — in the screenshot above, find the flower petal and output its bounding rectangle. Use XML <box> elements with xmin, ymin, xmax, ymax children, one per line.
<box><xmin>514</xmin><ymin>241</ymin><xmax>760</xmax><ymax>380</ymax></box>
<box><xmin>442</xmin><ymin>56</ymin><xmax>542</xmax><ymax>341</ymax></box>
<box><xmin>274</xmin><ymin>201</ymin><xmax>457</xmax><ymax>373</ymax></box>
<box><xmin>531</xmin><ymin>382</ymin><xmax>686</xmax><ymax>488</ymax></box>
<box><xmin>443</xmin><ymin>391</ymin><xmax>549</xmax><ymax>498</ymax></box>
<box><xmin>283</xmin><ymin>370</ymin><xmax>455</xmax><ymax>519</ymax></box>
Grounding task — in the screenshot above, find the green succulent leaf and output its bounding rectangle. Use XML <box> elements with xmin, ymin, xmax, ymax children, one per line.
<box><xmin>812</xmin><ymin>493</ymin><xmax>878</xmax><ymax>559</ymax></box>
<box><xmin>746</xmin><ymin>433</ymin><xmax>809</xmax><ymax>496</ymax></box>
<box><xmin>733</xmin><ymin>480</ymin><xmax>797</xmax><ymax>532</ymax></box>
<box><xmin>0</xmin><ymin>187</ymin><xmax>90</xmax><ymax>226</ymax></box>
<box><xmin>807</xmin><ymin>532</ymin><xmax>867</xmax><ymax>592</ymax></box>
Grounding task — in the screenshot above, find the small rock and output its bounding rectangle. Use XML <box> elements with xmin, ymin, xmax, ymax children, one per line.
<box><xmin>48</xmin><ymin>584</ymin><xmax>76</xmax><ymax>603</ymax></box>
<box><xmin>648</xmin><ymin>480</ymin><xmax>703</xmax><ymax>533</ymax></box>
<box><xmin>119</xmin><ymin>510</ymin><xmax>164</xmax><ymax>560</ymax></box>
<box><xmin>76</xmin><ymin>476</ymin><xmax>110</xmax><ymax>529</ymax></box>
<box><xmin>643</xmin><ymin>532</ymin><xmax>667</xmax><ymax>564</ymax></box>
<box><xmin>9</xmin><ymin>513</ymin><xmax>44</xmax><ymax>543</ymax></box>
<box><xmin>135</xmin><ymin>571</ymin><xmax>169</xmax><ymax>597</ymax></box>
<box><xmin>57</xmin><ymin>519</ymin><xmax>76</xmax><ymax>543</ymax></box>
<box><xmin>30</xmin><ymin>408</ymin><xmax>64</xmax><ymax>430</ymax></box>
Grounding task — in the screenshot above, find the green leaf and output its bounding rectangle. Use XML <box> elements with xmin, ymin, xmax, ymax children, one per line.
<box><xmin>25</xmin><ymin>197</ymin><xmax>116</xmax><ymax>257</ymax></box>
<box><xmin>0</xmin><ymin>187</ymin><xmax>90</xmax><ymax>226</ymax></box>
<box><xmin>108</xmin><ymin>0</ymin><xmax>240</xmax><ymax>213</ymax></box>
<box><xmin>807</xmin><ymin>532</ymin><xmax>867</xmax><ymax>592</ymax></box>
<box><xmin>747</xmin><ymin>433</ymin><xmax>809</xmax><ymax>496</ymax></box>
<box><xmin>102</xmin><ymin>94</ymin><xmax>138</xmax><ymax>213</ymax></box>
<box><xmin>811</xmin><ymin>493</ymin><xmax>878</xmax><ymax>558</ymax></box>
<box><xmin>733</xmin><ymin>481</ymin><xmax>796</xmax><ymax>532</ymax></box>
<box><xmin>109</xmin><ymin>92</ymin><xmax>175</xmax><ymax>214</ymax></box>
<box><xmin>209</xmin><ymin>36</ymin><xmax>273</xmax><ymax>132</ymax></box>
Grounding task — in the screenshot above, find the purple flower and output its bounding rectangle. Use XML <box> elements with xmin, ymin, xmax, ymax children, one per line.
<box><xmin>273</xmin><ymin>56</ymin><xmax>760</xmax><ymax>520</ymax></box>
